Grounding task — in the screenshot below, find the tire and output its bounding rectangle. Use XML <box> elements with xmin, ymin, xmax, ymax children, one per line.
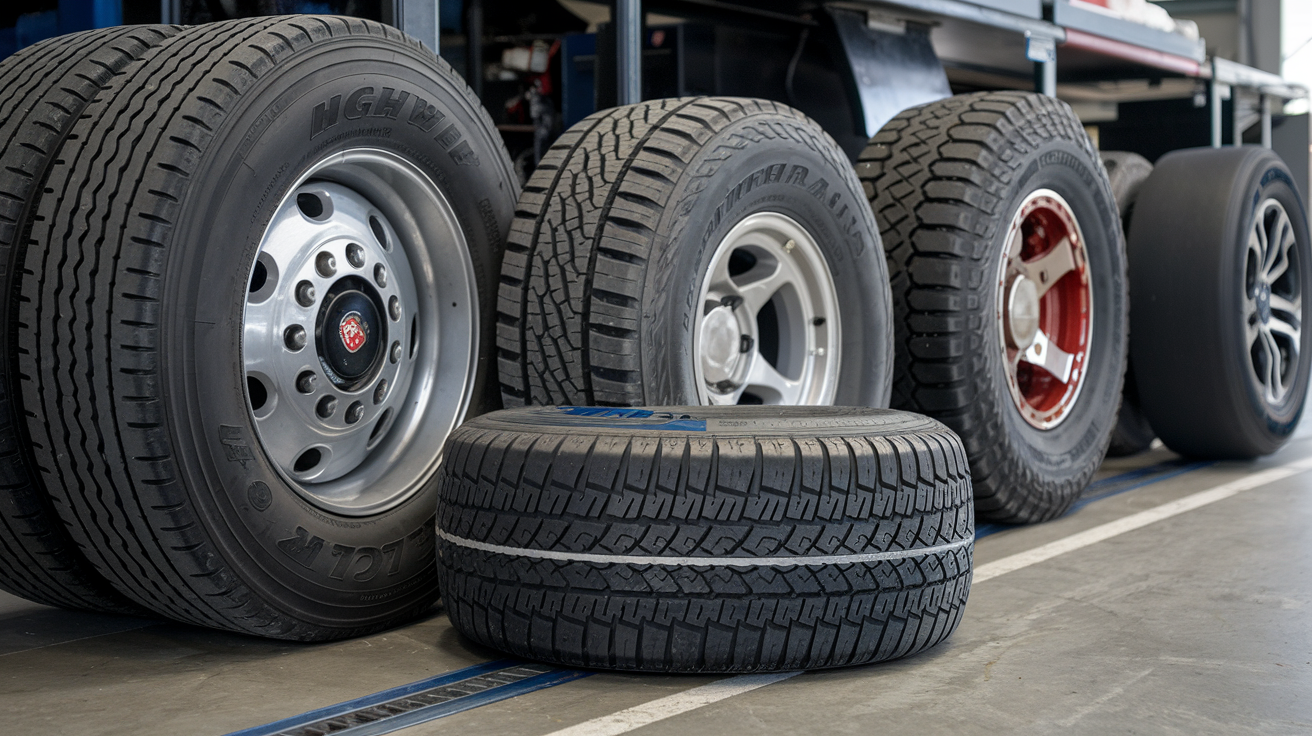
<box><xmin>0</xmin><ymin>26</ymin><xmax>179</xmax><ymax>613</ymax></box>
<box><xmin>17</xmin><ymin>17</ymin><xmax>517</xmax><ymax>640</ymax></box>
<box><xmin>497</xmin><ymin>98</ymin><xmax>893</xmax><ymax>409</ymax></box>
<box><xmin>856</xmin><ymin>92</ymin><xmax>1127</xmax><ymax>524</ymax></box>
<box><xmin>1100</xmin><ymin>151</ymin><xmax>1156</xmax><ymax>457</ymax></box>
<box><xmin>436</xmin><ymin>405</ymin><xmax>973</xmax><ymax>672</ymax></box>
<box><xmin>1129</xmin><ymin>146</ymin><xmax>1311</xmax><ymax>458</ymax></box>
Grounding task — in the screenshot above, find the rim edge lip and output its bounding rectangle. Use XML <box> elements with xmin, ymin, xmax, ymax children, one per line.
<box><xmin>241</xmin><ymin>147</ymin><xmax>479</xmax><ymax>517</ymax></box>
<box><xmin>692</xmin><ymin>211</ymin><xmax>841</xmax><ymax>406</ymax></box>
<box><xmin>995</xmin><ymin>188</ymin><xmax>1094</xmax><ymax>431</ymax></box>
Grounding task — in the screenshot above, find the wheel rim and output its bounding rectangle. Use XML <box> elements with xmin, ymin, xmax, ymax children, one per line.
<box><xmin>693</xmin><ymin>212</ymin><xmax>840</xmax><ymax>405</ymax></box>
<box><xmin>242</xmin><ymin>148</ymin><xmax>477</xmax><ymax>516</ymax></box>
<box><xmin>1244</xmin><ymin>198</ymin><xmax>1303</xmax><ymax>406</ymax></box>
<box><xmin>995</xmin><ymin>189</ymin><xmax>1093</xmax><ymax>430</ymax></box>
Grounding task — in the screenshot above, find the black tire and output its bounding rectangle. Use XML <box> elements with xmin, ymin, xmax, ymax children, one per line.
<box><xmin>497</xmin><ymin>97</ymin><xmax>893</xmax><ymax>409</ymax></box>
<box><xmin>856</xmin><ymin>92</ymin><xmax>1127</xmax><ymax>524</ymax></box>
<box><xmin>1100</xmin><ymin>151</ymin><xmax>1156</xmax><ymax>457</ymax></box>
<box><xmin>436</xmin><ymin>406</ymin><xmax>973</xmax><ymax>673</ymax></box>
<box><xmin>0</xmin><ymin>26</ymin><xmax>180</xmax><ymax>613</ymax></box>
<box><xmin>1129</xmin><ymin>146</ymin><xmax>1312</xmax><ymax>458</ymax></box>
<box><xmin>17</xmin><ymin>17</ymin><xmax>517</xmax><ymax>640</ymax></box>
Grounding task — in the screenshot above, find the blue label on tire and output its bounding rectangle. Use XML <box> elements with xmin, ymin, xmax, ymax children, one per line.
<box><xmin>544</xmin><ymin>406</ymin><xmax>708</xmax><ymax>431</ymax></box>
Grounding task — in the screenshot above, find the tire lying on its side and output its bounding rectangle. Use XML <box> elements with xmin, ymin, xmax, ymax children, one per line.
<box><xmin>0</xmin><ymin>25</ymin><xmax>180</xmax><ymax>614</ymax></box>
<box><xmin>1100</xmin><ymin>151</ymin><xmax>1157</xmax><ymax>457</ymax></box>
<box><xmin>857</xmin><ymin>92</ymin><xmax>1127</xmax><ymax>524</ymax></box>
<box><xmin>1129</xmin><ymin>146</ymin><xmax>1311</xmax><ymax>458</ymax></box>
<box><xmin>498</xmin><ymin>98</ymin><xmax>893</xmax><ymax>409</ymax></box>
<box><xmin>437</xmin><ymin>406</ymin><xmax>973</xmax><ymax>672</ymax></box>
<box><xmin>18</xmin><ymin>17</ymin><xmax>517</xmax><ymax>640</ymax></box>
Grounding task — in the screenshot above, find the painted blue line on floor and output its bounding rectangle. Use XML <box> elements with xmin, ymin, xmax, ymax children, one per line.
<box><xmin>224</xmin><ymin>658</ymin><xmax>522</xmax><ymax>736</ymax></box>
<box><xmin>344</xmin><ymin>667</ymin><xmax>592</xmax><ymax>736</ymax></box>
<box><xmin>975</xmin><ymin>459</ymin><xmax>1214</xmax><ymax>540</ymax></box>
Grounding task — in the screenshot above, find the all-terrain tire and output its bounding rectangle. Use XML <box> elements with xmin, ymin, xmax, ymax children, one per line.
<box><xmin>497</xmin><ymin>97</ymin><xmax>893</xmax><ymax>409</ymax></box>
<box><xmin>436</xmin><ymin>405</ymin><xmax>974</xmax><ymax>673</ymax></box>
<box><xmin>1129</xmin><ymin>146</ymin><xmax>1311</xmax><ymax>458</ymax></box>
<box><xmin>856</xmin><ymin>92</ymin><xmax>1127</xmax><ymax>524</ymax></box>
<box><xmin>1101</xmin><ymin>151</ymin><xmax>1156</xmax><ymax>457</ymax></box>
<box><xmin>0</xmin><ymin>25</ymin><xmax>179</xmax><ymax>613</ymax></box>
<box><xmin>17</xmin><ymin>18</ymin><xmax>517</xmax><ymax>639</ymax></box>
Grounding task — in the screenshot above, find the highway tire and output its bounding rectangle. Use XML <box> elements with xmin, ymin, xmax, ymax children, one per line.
<box><xmin>436</xmin><ymin>406</ymin><xmax>974</xmax><ymax>672</ymax></box>
<box><xmin>1129</xmin><ymin>147</ymin><xmax>1311</xmax><ymax>458</ymax></box>
<box><xmin>857</xmin><ymin>92</ymin><xmax>1127</xmax><ymax>524</ymax></box>
<box><xmin>0</xmin><ymin>26</ymin><xmax>179</xmax><ymax>613</ymax></box>
<box><xmin>17</xmin><ymin>17</ymin><xmax>516</xmax><ymax>639</ymax></box>
<box><xmin>1100</xmin><ymin>152</ymin><xmax>1156</xmax><ymax>457</ymax></box>
<box><xmin>497</xmin><ymin>98</ymin><xmax>893</xmax><ymax>409</ymax></box>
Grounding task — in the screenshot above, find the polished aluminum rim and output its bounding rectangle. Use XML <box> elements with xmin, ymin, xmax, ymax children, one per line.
<box><xmin>1245</xmin><ymin>197</ymin><xmax>1302</xmax><ymax>406</ymax></box>
<box><xmin>995</xmin><ymin>189</ymin><xmax>1093</xmax><ymax>430</ymax></box>
<box><xmin>242</xmin><ymin>149</ymin><xmax>477</xmax><ymax>516</ymax></box>
<box><xmin>693</xmin><ymin>212</ymin><xmax>840</xmax><ymax>405</ymax></box>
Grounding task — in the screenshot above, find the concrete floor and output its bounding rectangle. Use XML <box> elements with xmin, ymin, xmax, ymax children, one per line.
<box><xmin>4</xmin><ymin>428</ymin><xmax>1312</xmax><ymax>734</ymax></box>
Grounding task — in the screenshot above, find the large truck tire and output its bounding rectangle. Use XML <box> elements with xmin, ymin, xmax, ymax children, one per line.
<box><xmin>17</xmin><ymin>17</ymin><xmax>517</xmax><ymax>640</ymax></box>
<box><xmin>857</xmin><ymin>92</ymin><xmax>1127</xmax><ymax>524</ymax></box>
<box><xmin>436</xmin><ymin>406</ymin><xmax>974</xmax><ymax>672</ymax></box>
<box><xmin>1100</xmin><ymin>152</ymin><xmax>1156</xmax><ymax>457</ymax></box>
<box><xmin>1129</xmin><ymin>147</ymin><xmax>1311</xmax><ymax>458</ymax></box>
<box><xmin>0</xmin><ymin>26</ymin><xmax>180</xmax><ymax>614</ymax></box>
<box><xmin>497</xmin><ymin>98</ymin><xmax>893</xmax><ymax>409</ymax></box>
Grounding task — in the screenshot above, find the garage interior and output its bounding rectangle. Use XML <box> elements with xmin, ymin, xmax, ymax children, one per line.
<box><xmin>2</xmin><ymin>0</ymin><xmax>1312</xmax><ymax>733</ymax></box>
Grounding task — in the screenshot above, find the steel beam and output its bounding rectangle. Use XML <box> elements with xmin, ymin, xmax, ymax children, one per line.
<box><xmin>392</xmin><ymin>0</ymin><xmax>439</xmax><ymax>53</ymax></box>
<box><xmin>616</xmin><ymin>0</ymin><xmax>642</xmax><ymax>106</ymax></box>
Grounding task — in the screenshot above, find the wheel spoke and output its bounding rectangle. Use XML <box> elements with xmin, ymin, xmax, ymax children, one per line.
<box><xmin>744</xmin><ymin>352</ymin><xmax>804</xmax><ymax>405</ymax></box>
<box><xmin>739</xmin><ymin>256</ymin><xmax>804</xmax><ymax>316</ymax></box>
<box><xmin>1019</xmin><ymin>236</ymin><xmax>1076</xmax><ymax>297</ymax></box>
<box><xmin>1267</xmin><ymin>208</ymin><xmax>1297</xmax><ymax>283</ymax></box>
<box><xmin>1020</xmin><ymin>329</ymin><xmax>1074</xmax><ymax>383</ymax></box>
<box><xmin>1259</xmin><ymin>328</ymin><xmax>1286</xmax><ymax>402</ymax></box>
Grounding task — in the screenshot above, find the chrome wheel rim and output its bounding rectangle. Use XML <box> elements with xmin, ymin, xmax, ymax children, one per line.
<box><xmin>693</xmin><ymin>212</ymin><xmax>840</xmax><ymax>405</ymax></box>
<box><xmin>1245</xmin><ymin>198</ymin><xmax>1302</xmax><ymax>406</ymax></box>
<box><xmin>242</xmin><ymin>148</ymin><xmax>477</xmax><ymax>516</ymax></box>
<box><xmin>995</xmin><ymin>189</ymin><xmax>1093</xmax><ymax>430</ymax></box>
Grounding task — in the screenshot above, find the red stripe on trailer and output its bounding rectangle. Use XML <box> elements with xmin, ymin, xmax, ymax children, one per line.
<box><xmin>1062</xmin><ymin>28</ymin><xmax>1202</xmax><ymax>77</ymax></box>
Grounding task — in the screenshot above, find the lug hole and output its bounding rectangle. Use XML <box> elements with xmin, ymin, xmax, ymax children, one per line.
<box><xmin>812</xmin><ymin>316</ymin><xmax>826</xmax><ymax>326</ymax></box>
<box><xmin>390</xmin><ymin>341</ymin><xmax>402</xmax><ymax>364</ymax></box>
<box><xmin>346</xmin><ymin>243</ymin><xmax>366</xmax><ymax>269</ymax></box>
<box><xmin>250</xmin><ymin>260</ymin><xmax>267</xmax><ymax>293</ymax></box>
<box><xmin>247</xmin><ymin>376</ymin><xmax>268</xmax><ymax>411</ymax></box>
<box><xmin>296</xmin><ymin>370</ymin><xmax>317</xmax><ymax>394</ymax></box>
<box><xmin>409</xmin><ymin>315</ymin><xmax>419</xmax><ymax>358</ymax></box>
<box><xmin>293</xmin><ymin>448</ymin><xmax>322</xmax><ymax>473</ymax></box>
<box><xmin>373</xmin><ymin>379</ymin><xmax>388</xmax><ymax>405</ymax></box>
<box><xmin>388</xmin><ymin>295</ymin><xmax>401</xmax><ymax>321</ymax></box>
<box><xmin>284</xmin><ymin>324</ymin><xmax>307</xmax><ymax>351</ymax></box>
<box><xmin>316</xmin><ymin>395</ymin><xmax>337</xmax><ymax>419</ymax></box>
<box><xmin>374</xmin><ymin>264</ymin><xmax>387</xmax><ymax>288</ymax></box>
<box><xmin>369</xmin><ymin>215</ymin><xmax>390</xmax><ymax>251</ymax></box>
<box><xmin>295</xmin><ymin>281</ymin><xmax>316</xmax><ymax>308</ymax></box>
<box><xmin>248</xmin><ymin>253</ymin><xmax>279</xmax><ymax>304</ymax></box>
<box><xmin>345</xmin><ymin>401</ymin><xmax>364</xmax><ymax>424</ymax></box>
<box><xmin>297</xmin><ymin>192</ymin><xmax>330</xmax><ymax>221</ymax></box>
<box><xmin>316</xmin><ymin>252</ymin><xmax>337</xmax><ymax>278</ymax></box>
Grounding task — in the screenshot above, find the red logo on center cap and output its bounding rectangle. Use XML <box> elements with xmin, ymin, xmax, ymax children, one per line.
<box><xmin>340</xmin><ymin>312</ymin><xmax>367</xmax><ymax>353</ymax></box>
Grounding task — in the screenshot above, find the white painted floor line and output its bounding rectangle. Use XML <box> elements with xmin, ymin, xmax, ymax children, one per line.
<box><xmin>974</xmin><ymin>456</ymin><xmax>1312</xmax><ymax>583</ymax></box>
<box><xmin>541</xmin><ymin>454</ymin><xmax>1312</xmax><ymax>736</ymax></box>
<box><xmin>543</xmin><ymin>672</ymin><xmax>801</xmax><ymax>736</ymax></box>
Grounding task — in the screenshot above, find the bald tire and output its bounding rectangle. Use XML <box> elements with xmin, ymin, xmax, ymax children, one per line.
<box><xmin>436</xmin><ymin>406</ymin><xmax>974</xmax><ymax>673</ymax></box>
<box><xmin>0</xmin><ymin>25</ymin><xmax>179</xmax><ymax>613</ymax></box>
<box><xmin>1101</xmin><ymin>152</ymin><xmax>1156</xmax><ymax>457</ymax></box>
<box><xmin>856</xmin><ymin>91</ymin><xmax>1127</xmax><ymax>524</ymax></box>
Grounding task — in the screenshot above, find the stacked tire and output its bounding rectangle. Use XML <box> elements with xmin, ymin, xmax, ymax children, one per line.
<box><xmin>0</xmin><ymin>18</ymin><xmax>518</xmax><ymax>640</ymax></box>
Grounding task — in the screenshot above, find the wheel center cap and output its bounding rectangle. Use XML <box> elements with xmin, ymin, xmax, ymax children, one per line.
<box><xmin>317</xmin><ymin>278</ymin><xmax>385</xmax><ymax>388</ymax></box>
<box><xmin>1006</xmin><ymin>275</ymin><xmax>1040</xmax><ymax>350</ymax></box>
<box><xmin>1258</xmin><ymin>283</ymin><xmax>1272</xmax><ymax>324</ymax></box>
<box><xmin>700</xmin><ymin>306</ymin><xmax>742</xmax><ymax>384</ymax></box>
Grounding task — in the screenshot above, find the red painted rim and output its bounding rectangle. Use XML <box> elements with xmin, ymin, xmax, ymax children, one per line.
<box><xmin>996</xmin><ymin>189</ymin><xmax>1093</xmax><ymax>430</ymax></box>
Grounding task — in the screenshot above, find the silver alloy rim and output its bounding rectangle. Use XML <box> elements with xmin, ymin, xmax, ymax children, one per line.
<box><xmin>242</xmin><ymin>148</ymin><xmax>478</xmax><ymax>516</ymax></box>
<box><xmin>1245</xmin><ymin>197</ymin><xmax>1302</xmax><ymax>406</ymax></box>
<box><xmin>693</xmin><ymin>212</ymin><xmax>840</xmax><ymax>405</ymax></box>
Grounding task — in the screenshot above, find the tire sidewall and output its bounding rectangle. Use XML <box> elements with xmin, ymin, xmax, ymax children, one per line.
<box><xmin>160</xmin><ymin>39</ymin><xmax>513</xmax><ymax>622</ymax></box>
<box><xmin>985</xmin><ymin>139</ymin><xmax>1127</xmax><ymax>475</ymax></box>
<box><xmin>644</xmin><ymin>115</ymin><xmax>893</xmax><ymax>407</ymax></box>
